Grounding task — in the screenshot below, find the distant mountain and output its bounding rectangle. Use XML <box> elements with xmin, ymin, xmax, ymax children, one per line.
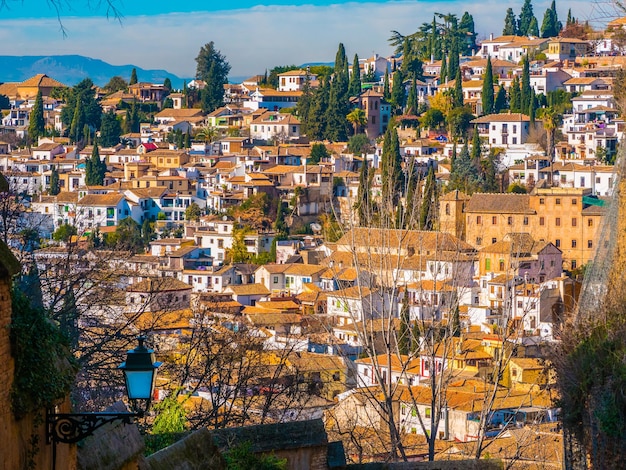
<box><xmin>0</xmin><ymin>55</ymin><xmax>187</xmax><ymax>89</ymax></box>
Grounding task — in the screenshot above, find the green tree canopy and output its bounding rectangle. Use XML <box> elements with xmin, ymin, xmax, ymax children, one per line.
<box><xmin>61</xmin><ymin>78</ymin><xmax>102</xmax><ymax>142</ymax></box>
<box><xmin>49</xmin><ymin>165</ymin><xmax>60</xmax><ymax>196</ymax></box>
<box><xmin>481</xmin><ymin>57</ymin><xmax>494</xmax><ymax>115</ymax></box>
<box><xmin>195</xmin><ymin>42</ymin><xmax>231</xmax><ymax>113</ymax></box>
<box><xmin>348</xmin><ymin>133</ymin><xmax>371</xmax><ymax>155</ymax></box>
<box><xmin>99</xmin><ymin>109</ymin><xmax>122</xmax><ymax>147</ymax></box>
<box><xmin>518</xmin><ymin>0</ymin><xmax>537</xmax><ymax>36</ymax></box>
<box><xmin>349</xmin><ymin>53</ymin><xmax>362</xmax><ymax>97</ymax></box>
<box><xmin>28</xmin><ymin>90</ymin><xmax>45</xmax><ymax>143</ymax></box>
<box><xmin>129</xmin><ymin>68</ymin><xmax>138</xmax><ymax>85</ymax></box>
<box><xmin>503</xmin><ymin>8</ymin><xmax>518</xmax><ymax>35</ymax></box>
<box><xmin>104</xmin><ymin>75</ymin><xmax>128</xmax><ymax>93</ymax></box>
<box><xmin>85</xmin><ymin>142</ymin><xmax>107</xmax><ymax>186</ymax></box>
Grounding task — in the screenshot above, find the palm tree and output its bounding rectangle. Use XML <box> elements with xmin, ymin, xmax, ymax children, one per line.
<box><xmin>346</xmin><ymin>108</ymin><xmax>368</xmax><ymax>135</ymax></box>
<box><xmin>539</xmin><ymin>107</ymin><xmax>561</xmax><ymax>159</ymax></box>
<box><xmin>195</xmin><ymin>125</ymin><xmax>218</xmax><ymax>144</ymax></box>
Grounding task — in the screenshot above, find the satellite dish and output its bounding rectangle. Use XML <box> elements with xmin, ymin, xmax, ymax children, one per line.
<box><xmin>310</xmin><ymin>223</ymin><xmax>322</xmax><ymax>233</ymax></box>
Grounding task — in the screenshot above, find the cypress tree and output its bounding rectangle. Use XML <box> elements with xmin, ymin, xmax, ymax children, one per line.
<box><xmin>307</xmin><ymin>76</ymin><xmax>329</xmax><ymax>140</ymax></box>
<box><xmin>404</xmin><ymin>157</ymin><xmax>418</xmax><ymax>228</ymax></box>
<box><xmin>419</xmin><ymin>166</ymin><xmax>436</xmax><ymax>230</ymax></box>
<box><xmin>520</xmin><ymin>56</ymin><xmax>531</xmax><ymax>113</ymax></box>
<box><xmin>448</xmin><ymin>37</ymin><xmax>460</xmax><ymax>81</ymax></box>
<box><xmin>529</xmin><ymin>89</ymin><xmax>537</xmax><ymax>123</ymax></box>
<box><xmin>450</xmin><ymin>142</ymin><xmax>479</xmax><ymax>193</ymax></box>
<box><xmin>440</xmin><ymin>54</ymin><xmax>447</xmax><ymax>84</ymax></box>
<box><xmin>541</xmin><ymin>5</ymin><xmax>559</xmax><ymax>38</ymax></box>
<box><xmin>471</xmin><ymin>125</ymin><xmax>481</xmax><ymax>163</ymax></box>
<box><xmin>503</xmin><ymin>8</ymin><xmax>518</xmax><ymax>36</ymax></box>
<box><xmin>28</xmin><ymin>90</ymin><xmax>45</xmax><ymax>143</ymax></box>
<box><xmin>349</xmin><ymin>53</ymin><xmax>362</xmax><ymax>97</ymax></box>
<box><xmin>398</xmin><ymin>290</ymin><xmax>411</xmax><ymax>355</ymax></box>
<box><xmin>380</xmin><ymin>127</ymin><xmax>403</xmax><ymax>216</ymax></box>
<box><xmin>297</xmin><ymin>72</ymin><xmax>313</xmax><ymax>134</ymax></box>
<box><xmin>356</xmin><ymin>159</ymin><xmax>370</xmax><ymax>227</ymax></box>
<box><xmin>481</xmin><ymin>56</ymin><xmax>494</xmax><ymax>115</ymax></box>
<box><xmin>383</xmin><ymin>69</ymin><xmax>391</xmax><ymax>100</ymax></box>
<box><xmin>494</xmin><ymin>84</ymin><xmax>507</xmax><ymax>113</ymax></box>
<box><xmin>49</xmin><ymin>165</ymin><xmax>60</xmax><ymax>195</ymax></box>
<box><xmin>453</xmin><ymin>68</ymin><xmax>463</xmax><ymax>108</ymax></box>
<box><xmin>528</xmin><ymin>16</ymin><xmax>539</xmax><ymax>37</ymax></box>
<box><xmin>70</xmin><ymin>100</ymin><xmax>84</xmax><ymax>143</ymax></box>
<box><xmin>391</xmin><ymin>70</ymin><xmax>406</xmax><ymax>113</ymax></box>
<box><xmin>406</xmin><ymin>78</ymin><xmax>418</xmax><ymax>115</ymax></box>
<box><xmin>510</xmin><ymin>75</ymin><xmax>521</xmax><ymax>113</ymax></box>
<box><xmin>86</xmin><ymin>141</ymin><xmax>106</xmax><ymax>186</ymax></box>
<box><xmin>481</xmin><ymin>148</ymin><xmax>499</xmax><ymax>192</ymax></box>
<box><xmin>566</xmin><ymin>9</ymin><xmax>573</xmax><ymax>27</ymax></box>
<box><xmin>518</xmin><ymin>0</ymin><xmax>536</xmax><ymax>36</ymax></box>
<box><xmin>130</xmin><ymin>68</ymin><xmax>138</xmax><ymax>85</ymax></box>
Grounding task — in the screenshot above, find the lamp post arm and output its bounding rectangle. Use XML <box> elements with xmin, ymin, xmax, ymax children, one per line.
<box><xmin>46</xmin><ymin>410</ymin><xmax>142</xmax><ymax>444</ymax></box>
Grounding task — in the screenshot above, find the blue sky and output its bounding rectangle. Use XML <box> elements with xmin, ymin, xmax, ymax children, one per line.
<box><xmin>0</xmin><ymin>1</ymin><xmax>605</xmax><ymax>79</ymax></box>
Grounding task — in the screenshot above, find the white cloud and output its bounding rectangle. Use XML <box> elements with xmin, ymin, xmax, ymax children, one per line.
<box><xmin>0</xmin><ymin>0</ymin><xmax>601</xmax><ymax>79</ymax></box>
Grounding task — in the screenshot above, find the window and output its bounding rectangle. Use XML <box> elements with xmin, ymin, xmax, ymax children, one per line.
<box><xmin>485</xmin><ymin>258</ymin><xmax>491</xmax><ymax>271</ymax></box>
<box><xmin>572</xmin><ymin>198</ymin><xmax>577</xmax><ymax>205</ymax></box>
<box><xmin>425</xmin><ymin>407</ymin><xmax>431</xmax><ymax>418</ymax></box>
<box><xmin>572</xmin><ymin>218</ymin><xmax>577</xmax><ymax>227</ymax></box>
<box><xmin>476</xmin><ymin>216</ymin><xmax>482</xmax><ymax>225</ymax></box>
<box><xmin>507</xmin><ymin>216</ymin><xmax>513</xmax><ymax>225</ymax></box>
<box><xmin>572</xmin><ymin>240</ymin><xmax>577</xmax><ymax>248</ymax></box>
<box><xmin>539</xmin><ymin>198</ymin><xmax>545</xmax><ymax>204</ymax></box>
<box><xmin>588</xmin><ymin>240</ymin><xmax>593</xmax><ymax>248</ymax></box>
<box><xmin>218</xmin><ymin>239</ymin><xmax>224</xmax><ymax>248</ymax></box>
<box><xmin>512</xmin><ymin>368</ymin><xmax>518</xmax><ymax>377</ymax></box>
<box><xmin>445</xmin><ymin>203</ymin><xmax>450</xmax><ymax>215</ymax></box>
<box><xmin>492</xmin><ymin>238</ymin><xmax>497</xmax><ymax>244</ymax></box>
<box><xmin>588</xmin><ymin>219</ymin><xmax>594</xmax><ymax>227</ymax></box>
<box><xmin>556</xmin><ymin>198</ymin><xmax>561</xmax><ymax>205</ymax></box>
<box><xmin>273</xmin><ymin>276</ymin><xmax>278</xmax><ymax>284</ymax></box>
<box><xmin>492</xmin><ymin>216</ymin><xmax>497</xmax><ymax>225</ymax></box>
<box><xmin>571</xmin><ymin>260</ymin><xmax>577</xmax><ymax>269</ymax></box>
<box><xmin>556</xmin><ymin>239</ymin><xmax>561</xmax><ymax>247</ymax></box>
<box><xmin>411</xmin><ymin>407</ymin><xmax>417</xmax><ymax>417</ymax></box>
<box><xmin>539</xmin><ymin>217</ymin><xmax>545</xmax><ymax>226</ymax></box>
<box><xmin>499</xmin><ymin>260</ymin><xmax>505</xmax><ymax>271</ymax></box>
<box><xmin>555</xmin><ymin>218</ymin><xmax>561</xmax><ymax>227</ymax></box>
<box><xmin>476</xmin><ymin>237</ymin><xmax>482</xmax><ymax>245</ymax></box>
<box><xmin>523</xmin><ymin>216</ymin><xmax>529</xmax><ymax>225</ymax></box>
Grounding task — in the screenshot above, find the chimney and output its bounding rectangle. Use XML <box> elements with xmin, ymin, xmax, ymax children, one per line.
<box><xmin>490</xmin><ymin>33</ymin><xmax>494</xmax><ymax>41</ymax></box>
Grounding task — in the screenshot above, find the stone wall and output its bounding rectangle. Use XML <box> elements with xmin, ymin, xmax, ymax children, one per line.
<box><xmin>0</xmin><ymin>245</ymin><xmax>75</xmax><ymax>470</ymax></box>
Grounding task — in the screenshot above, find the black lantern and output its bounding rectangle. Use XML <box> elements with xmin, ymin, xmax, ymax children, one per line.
<box><xmin>118</xmin><ymin>335</ymin><xmax>162</xmax><ymax>406</ymax></box>
<box><xmin>47</xmin><ymin>336</ymin><xmax>161</xmax><ymax>444</ymax></box>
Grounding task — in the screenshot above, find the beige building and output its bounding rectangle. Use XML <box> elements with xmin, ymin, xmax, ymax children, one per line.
<box><xmin>442</xmin><ymin>186</ymin><xmax>605</xmax><ymax>270</ymax></box>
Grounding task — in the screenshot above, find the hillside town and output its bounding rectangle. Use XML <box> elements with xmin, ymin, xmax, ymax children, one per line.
<box><xmin>2</xmin><ymin>3</ymin><xmax>626</xmax><ymax>468</ymax></box>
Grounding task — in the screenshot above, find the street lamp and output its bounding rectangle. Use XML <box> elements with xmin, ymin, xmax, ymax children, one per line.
<box><xmin>47</xmin><ymin>336</ymin><xmax>162</xmax><ymax>444</ymax></box>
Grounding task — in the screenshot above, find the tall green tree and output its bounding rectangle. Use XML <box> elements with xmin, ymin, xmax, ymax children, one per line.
<box><xmin>528</xmin><ymin>16</ymin><xmax>539</xmax><ymax>37</ymax></box>
<box><xmin>380</xmin><ymin>127</ymin><xmax>403</xmax><ymax>220</ymax></box>
<box><xmin>447</xmin><ymin>36</ymin><xmax>460</xmax><ymax>81</ymax></box>
<box><xmin>459</xmin><ymin>11</ymin><xmax>477</xmax><ymax>55</ymax></box>
<box><xmin>70</xmin><ymin>100</ymin><xmax>84</xmax><ymax>143</ymax></box>
<box><xmin>129</xmin><ymin>100</ymin><xmax>140</xmax><ymax>133</ymax></box>
<box><xmin>349</xmin><ymin>53</ymin><xmax>362</xmax><ymax>97</ymax></box>
<box><xmin>61</xmin><ymin>78</ymin><xmax>102</xmax><ymax>139</ymax></box>
<box><xmin>471</xmin><ymin>125</ymin><xmax>482</xmax><ymax>163</ymax></box>
<box><xmin>391</xmin><ymin>70</ymin><xmax>406</xmax><ymax>113</ymax></box>
<box><xmin>510</xmin><ymin>75</ymin><xmax>521</xmax><ymax>112</ymax></box>
<box><xmin>481</xmin><ymin>57</ymin><xmax>494</xmax><ymax>115</ymax></box>
<box><xmin>419</xmin><ymin>166</ymin><xmax>437</xmax><ymax>230</ymax></box>
<box><xmin>28</xmin><ymin>90</ymin><xmax>45</xmax><ymax>143</ymax></box>
<box><xmin>518</xmin><ymin>0</ymin><xmax>537</xmax><ymax>36</ymax></box>
<box><xmin>494</xmin><ymin>84</ymin><xmax>507</xmax><ymax>113</ymax></box>
<box><xmin>85</xmin><ymin>141</ymin><xmax>106</xmax><ymax>186</ymax></box>
<box><xmin>440</xmin><ymin>54</ymin><xmax>447</xmax><ymax>84</ymax></box>
<box><xmin>452</xmin><ymin>68</ymin><xmax>464</xmax><ymax>108</ymax></box>
<box><xmin>346</xmin><ymin>108</ymin><xmax>367</xmax><ymax>135</ymax></box>
<box><xmin>307</xmin><ymin>76</ymin><xmax>329</xmax><ymax>140</ymax></box>
<box><xmin>195</xmin><ymin>42</ymin><xmax>231</xmax><ymax>113</ymax></box>
<box><xmin>481</xmin><ymin>148</ymin><xmax>500</xmax><ymax>192</ymax></box>
<box><xmin>129</xmin><ymin>68</ymin><xmax>138</xmax><ymax>85</ymax></box>
<box><xmin>49</xmin><ymin>165</ymin><xmax>60</xmax><ymax>195</ymax></box>
<box><xmin>296</xmin><ymin>72</ymin><xmax>313</xmax><ymax>134</ymax></box>
<box><xmin>450</xmin><ymin>142</ymin><xmax>480</xmax><ymax>193</ymax></box>
<box><xmin>503</xmin><ymin>8</ymin><xmax>518</xmax><ymax>35</ymax></box>
<box><xmin>520</xmin><ymin>56</ymin><xmax>532</xmax><ymax>114</ymax></box>
<box><xmin>325</xmin><ymin>43</ymin><xmax>350</xmax><ymax>141</ymax></box>
<box><xmin>383</xmin><ymin>69</ymin><xmax>391</xmax><ymax>100</ymax></box>
<box><xmin>163</xmin><ymin>77</ymin><xmax>172</xmax><ymax>90</ymax></box>
<box><xmin>99</xmin><ymin>109</ymin><xmax>122</xmax><ymax>147</ymax></box>
<box><xmin>406</xmin><ymin>78</ymin><xmax>418</xmax><ymax>115</ymax></box>
<box><xmin>355</xmin><ymin>159</ymin><xmax>371</xmax><ymax>227</ymax></box>
<box><xmin>104</xmin><ymin>76</ymin><xmax>128</xmax><ymax>93</ymax></box>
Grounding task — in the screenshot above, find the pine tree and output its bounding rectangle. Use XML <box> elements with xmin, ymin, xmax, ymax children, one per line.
<box><xmin>49</xmin><ymin>165</ymin><xmax>60</xmax><ymax>195</ymax></box>
<box><xmin>518</xmin><ymin>0</ymin><xmax>536</xmax><ymax>36</ymax></box>
<box><xmin>297</xmin><ymin>72</ymin><xmax>313</xmax><ymax>134</ymax></box>
<box><xmin>481</xmin><ymin>148</ymin><xmax>500</xmax><ymax>192</ymax></box>
<box><xmin>481</xmin><ymin>56</ymin><xmax>494</xmax><ymax>115</ymax></box>
<box><xmin>453</xmin><ymin>68</ymin><xmax>463</xmax><ymax>108</ymax></box>
<box><xmin>28</xmin><ymin>90</ymin><xmax>45</xmax><ymax>143</ymax></box>
<box><xmin>494</xmin><ymin>84</ymin><xmax>507</xmax><ymax>112</ymax></box>
<box><xmin>349</xmin><ymin>53</ymin><xmax>362</xmax><ymax>97</ymax></box>
<box><xmin>450</xmin><ymin>142</ymin><xmax>480</xmax><ymax>193</ymax></box>
<box><xmin>307</xmin><ymin>76</ymin><xmax>329</xmax><ymax>140</ymax></box>
<box><xmin>503</xmin><ymin>8</ymin><xmax>518</xmax><ymax>36</ymax></box>
<box><xmin>130</xmin><ymin>68</ymin><xmax>138</xmax><ymax>85</ymax></box>
<box><xmin>459</xmin><ymin>11</ymin><xmax>477</xmax><ymax>55</ymax></box>
<box><xmin>541</xmin><ymin>6</ymin><xmax>559</xmax><ymax>38</ymax></box>
<box><xmin>100</xmin><ymin>109</ymin><xmax>122</xmax><ymax>147</ymax></box>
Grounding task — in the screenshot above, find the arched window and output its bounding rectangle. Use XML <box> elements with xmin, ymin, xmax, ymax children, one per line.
<box><xmin>445</xmin><ymin>203</ymin><xmax>450</xmax><ymax>215</ymax></box>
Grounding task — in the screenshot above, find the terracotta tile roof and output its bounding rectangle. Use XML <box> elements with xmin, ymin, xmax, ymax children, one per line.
<box><xmin>79</xmin><ymin>193</ymin><xmax>125</xmax><ymax>206</ymax></box>
<box><xmin>245</xmin><ymin>313</ymin><xmax>302</xmax><ymax>325</ymax></box>
<box><xmin>226</xmin><ymin>284</ymin><xmax>271</xmax><ymax>296</ymax></box>
<box><xmin>155</xmin><ymin>108</ymin><xmax>204</xmax><ymax>118</ymax></box>
<box><xmin>128</xmin><ymin>277</ymin><xmax>191</xmax><ymax>292</ymax></box>
<box><xmin>20</xmin><ymin>73</ymin><xmax>67</xmax><ymax>88</ymax></box>
<box><xmin>471</xmin><ymin>113</ymin><xmax>531</xmax><ymax>123</ymax></box>
<box><xmin>326</xmin><ymin>286</ymin><xmax>376</xmax><ymax>299</ymax></box>
<box><xmin>465</xmin><ymin>193</ymin><xmax>533</xmax><ymax>214</ymax></box>
<box><xmin>284</xmin><ymin>264</ymin><xmax>326</xmax><ymax>277</ymax></box>
<box><xmin>336</xmin><ymin>228</ymin><xmax>475</xmax><ymax>253</ymax></box>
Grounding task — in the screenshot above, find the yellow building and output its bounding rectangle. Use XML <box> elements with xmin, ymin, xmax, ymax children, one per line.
<box><xmin>444</xmin><ymin>186</ymin><xmax>604</xmax><ymax>270</ymax></box>
<box><xmin>147</xmin><ymin>150</ymin><xmax>190</xmax><ymax>169</ymax></box>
